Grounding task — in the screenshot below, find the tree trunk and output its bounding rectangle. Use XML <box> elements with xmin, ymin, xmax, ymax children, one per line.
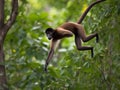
<box><xmin>0</xmin><ymin>48</ymin><xmax>8</xmax><ymax>90</ymax></box>
<box><xmin>0</xmin><ymin>0</ymin><xmax>18</xmax><ymax>89</ymax></box>
<box><xmin>0</xmin><ymin>0</ymin><xmax>8</xmax><ymax>89</ymax></box>
<box><xmin>0</xmin><ymin>33</ymin><xmax>8</xmax><ymax>89</ymax></box>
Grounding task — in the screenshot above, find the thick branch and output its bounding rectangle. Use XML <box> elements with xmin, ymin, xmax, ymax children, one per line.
<box><xmin>0</xmin><ymin>0</ymin><xmax>4</xmax><ymax>28</ymax></box>
<box><xmin>4</xmin><ymin>0</ymin><xmax>18</xmax><ymax>32</ymax></box>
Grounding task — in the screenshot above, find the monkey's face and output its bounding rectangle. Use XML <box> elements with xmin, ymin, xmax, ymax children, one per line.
<box><xmin>45</xmin><ymin>28</ymin><xmax>54</xmax><ymax>40</ymax></box>
<box><xmin>46</xmin><ymin>31</ymin><xmax>53</xmax><ymax>40</ymax></box>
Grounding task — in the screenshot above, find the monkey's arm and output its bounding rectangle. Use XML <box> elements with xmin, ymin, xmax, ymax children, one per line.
<box><xmin>45</xmin><ymin>39</ymin><xmax>57</xmax><ymax>72</ymax></box>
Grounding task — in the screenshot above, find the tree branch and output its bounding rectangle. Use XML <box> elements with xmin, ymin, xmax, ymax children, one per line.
<box><xmin>0</xmin><ymin>0</ymin><xmax>4</xmax><ymax>28</ymax></box>
<box><xmin>4</xmin><ymin>0</ymin><xmax>18</xmax><ymax>32</ymax></box>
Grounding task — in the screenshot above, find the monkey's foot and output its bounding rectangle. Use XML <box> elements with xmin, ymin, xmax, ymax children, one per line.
<box><xmin>44</xmin><ymin>67</ymin><xmax>48</xmax><ymax>72</ymax></box>
<box><xmin>44</xmin><ymin>63</ymin><xmax>48</xmax><ymax>72</ymax></box>
<box><xmin>96</xmin><ymin>34</ymin><xmax>99</xmax><ymax>43</ymax></box>
<box><xmin>91</xmin><ymin>48</ymin><xmax>94</xmax><ymax>58</ymax></box>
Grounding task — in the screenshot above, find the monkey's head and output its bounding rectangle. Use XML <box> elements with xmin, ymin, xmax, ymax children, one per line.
<box><xmin>45</xmin><ymin>28</ymin><xmax>55</xmax><ymax>40</ymax></box>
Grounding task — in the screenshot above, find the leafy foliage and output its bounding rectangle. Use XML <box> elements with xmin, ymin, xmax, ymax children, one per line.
<box><xmin>4</xmin><ymin>0</ymin><xmax>120</xmax><ymax>90</ymax></box>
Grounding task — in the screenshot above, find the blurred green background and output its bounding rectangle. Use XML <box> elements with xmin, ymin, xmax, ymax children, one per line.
<box><xmin>4</xmin><ymin>0</ymin><xmax>120</xmax><ymax>90</ymax></box>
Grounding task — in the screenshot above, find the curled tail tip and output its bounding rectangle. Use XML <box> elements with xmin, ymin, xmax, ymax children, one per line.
<box><xmin>77</xmin><ymin>0</ymin><xmax>106</xmax><ymax>24</ymax></box>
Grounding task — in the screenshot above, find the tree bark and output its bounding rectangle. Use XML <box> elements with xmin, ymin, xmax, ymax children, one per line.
<box><xmin>0</xmin><ymin>38</ymin><xmax>8</xmax><ymax>89</ymax></box>
<box><xmin>0</xmin><ymin>0</ymin><xmax>7</xmax><ymax>89</ymax></box>
<box><xmin>0</xmin><ymin>0</ymin><xmax>18</xmax><ymax>89</ymax></box>
<box><xmin>0</xmin><ymin>0</ymin><xmax>4</xmax><ymax>28</ymax></box>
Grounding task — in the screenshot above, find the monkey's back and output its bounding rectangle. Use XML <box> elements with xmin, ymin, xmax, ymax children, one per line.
<box><xmin>60</xmin><ymin>22</ymin><xmax>80</xmax><ymax>34</ymax></box>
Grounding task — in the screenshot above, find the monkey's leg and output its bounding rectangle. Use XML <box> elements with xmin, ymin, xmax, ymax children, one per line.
<box><xmin>82</xmin><ymin>33</ymin><xmax>99</xmax><ymax>42</ymax></box>
<box><xmin>75</xmin><ymin>35</ymin><xmax>94</xmax><ymax>57</ymax></box>
<box><xmin>76</xmin><ymin>25</ymin><xmax>99</xmax><ymax>42</ymax></box>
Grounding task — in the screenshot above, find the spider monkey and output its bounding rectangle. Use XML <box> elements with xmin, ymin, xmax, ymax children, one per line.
<box><xmin>45</xmin><ymin>0</ymin><xmax>105</xmax><ymax>72</ymax></box>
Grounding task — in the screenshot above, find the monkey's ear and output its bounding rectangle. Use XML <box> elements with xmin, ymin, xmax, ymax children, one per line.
<box><xmin>45</xmin><ymin>28</ymin><xmax>54</xmax><ymax>33</ymax></box>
